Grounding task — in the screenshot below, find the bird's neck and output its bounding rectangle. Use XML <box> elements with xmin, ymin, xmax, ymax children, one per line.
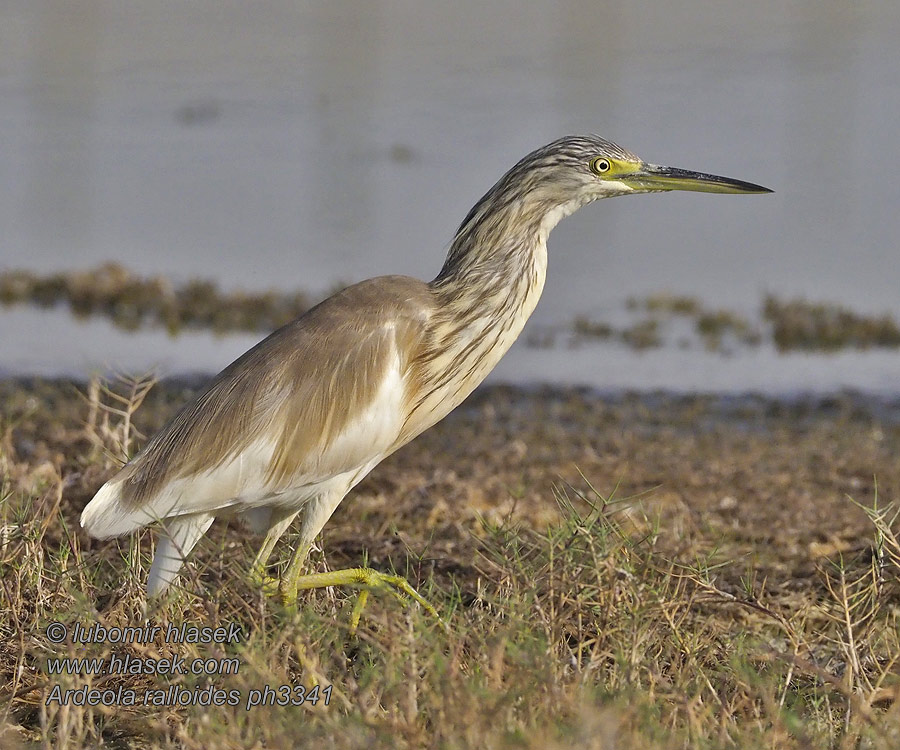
<box><xmin>433</xmin><ymin>191</ymin><xmax>581</xmax><ymax>287</ymax></box>
<box><xmin>400</xmin><ymin>195</ymin><xmax>583</xmax><ymax>440</ymax></box>
<box><xmin>429</xmin><ymin>193</ymin><xmax>585</xmax><ymax>320</ymax></box>
<box><xmin>416</xmin><ymin>196</ymin><xmax>587</xmax><ymax>414</ymax></box>
<box><xmin>429</xmin><ymin>202</ymin><xmax>552</xmax><ymax>335</ymax></box>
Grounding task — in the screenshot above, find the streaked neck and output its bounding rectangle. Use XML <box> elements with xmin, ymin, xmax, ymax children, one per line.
<box><xmin>403</xmin><ymin>195</ymin><xmax>579</xmax><ymax>437</ymax></box>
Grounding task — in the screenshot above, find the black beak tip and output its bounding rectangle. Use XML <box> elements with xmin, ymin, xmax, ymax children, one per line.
<box><xmin>724</xmin><ymin>176</ymin><xmax>774</xmax><ymax>194</ymax></box>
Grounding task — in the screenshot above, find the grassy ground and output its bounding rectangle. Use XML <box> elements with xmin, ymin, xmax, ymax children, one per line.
<box><xmin>1</xmin><ymin>377</ymin><xmax>900</xmax><ymax>748</ymax></box>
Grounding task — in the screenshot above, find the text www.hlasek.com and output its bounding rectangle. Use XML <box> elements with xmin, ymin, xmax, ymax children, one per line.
<box><xmin>46</xmin><ymin>652</ymin><xmax>240</xmax><ymax>677</ymax></box>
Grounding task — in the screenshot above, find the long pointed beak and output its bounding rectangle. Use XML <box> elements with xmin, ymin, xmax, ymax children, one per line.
<box><xmin>622</xmin><ymin>164</ymin><xmax>773</xmax><ymax>194</ymax></box>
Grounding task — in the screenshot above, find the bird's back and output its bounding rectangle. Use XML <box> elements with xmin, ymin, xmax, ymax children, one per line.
<box><xmin>80</xmin><ymin>275</ymin><xmax>437</xmax><ymax>539</ymax></box>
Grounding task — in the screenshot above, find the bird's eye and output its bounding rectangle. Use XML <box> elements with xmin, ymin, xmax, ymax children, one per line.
<box><xmin>591</xmin><ymin>157</ymin><xmax>611</xmax><ymax>174</ymax></box>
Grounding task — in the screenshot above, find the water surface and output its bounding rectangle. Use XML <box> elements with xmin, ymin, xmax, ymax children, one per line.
<box><xmin>2</xmin><ymin>1</ymin><xmax>898</xmax><ymax>392</ymax></box>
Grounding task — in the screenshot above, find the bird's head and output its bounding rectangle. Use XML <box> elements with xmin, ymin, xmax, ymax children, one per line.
<box><xmin>444</xmin><ymin>134</ymin><xmax>772</xmax><ymax>279</ymax></box>
<box><xmin>519</xmin><ymin>134</ymin><xmax>772</xmax><ymax>206</ymax></box>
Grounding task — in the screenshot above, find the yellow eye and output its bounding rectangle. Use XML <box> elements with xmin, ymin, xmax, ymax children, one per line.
<box><xmin>591</xmin><ymin>157</ymin><xmax>611</xmax><ymax>174</ymax></box>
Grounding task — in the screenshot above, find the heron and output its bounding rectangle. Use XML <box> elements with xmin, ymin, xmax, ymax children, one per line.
<box><xmin>80</xmin><ymin>135</ymin><xmax>771</xmax><ymax>624</ymax></box>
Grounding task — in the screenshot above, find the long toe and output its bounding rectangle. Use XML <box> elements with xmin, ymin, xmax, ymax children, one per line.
<box><xmin>364</xmin><ymin>570</ymin><xmax>446</xmax><ymax>629</ymax></box>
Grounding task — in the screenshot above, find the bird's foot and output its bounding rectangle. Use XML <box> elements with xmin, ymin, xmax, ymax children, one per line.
<box><xmin>248</xmin><ymin>565</ymin><xmax>280</xmax><ymax>596</ymax></box>
<box><xmin>278</xmin><ymin>567</ymin><xmax>446</xmax><ymax>633</ymax></box>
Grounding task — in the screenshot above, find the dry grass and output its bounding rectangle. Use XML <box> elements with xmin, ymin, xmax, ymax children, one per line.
<box><xmin>1</xmin><ymin>378</ymin><xmax>899</xmax><ymax>748</ymax></box>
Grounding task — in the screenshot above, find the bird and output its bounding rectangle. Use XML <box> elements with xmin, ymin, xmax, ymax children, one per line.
<box><xmin>80</xmin><ymin>135</ymin><xmax>771</xmax><ymax>622</ymax></box>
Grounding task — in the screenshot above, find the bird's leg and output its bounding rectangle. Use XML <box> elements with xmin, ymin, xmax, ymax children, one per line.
<box><xmin>283</xmin><ymin>566</ymin><xmax>445</xmax><ymax>633</ymax></box>
<box><xmin>348</xmin><ymin>589</ymin><xmax>370</xmax><ymax>632</ymax></box>
<box><xmin>277</xmin><ymin>491</ymin><xmax>345</xmax><ymax>607</ymax></box>
<box><xmin>276</xmin><ymin>493</ymin><xmax>444</xmax><ymax>631</ymax></box>
<box><xmin>248</xmin><ymin>509</ymin><xmax>299</xmax><ymax>594</ymax></box>
<box><xmin>277</xmin><ymin>539</ymin><xmax>313</xmax><ymax>605</ymax></box>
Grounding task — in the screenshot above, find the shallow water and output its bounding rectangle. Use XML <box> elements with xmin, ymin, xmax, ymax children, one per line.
<box><xmin>5</xmin><ymin>306</ymin><xmax>900</xmax><ymax>397</ymax></box>
<box><xmin>2</xmin><ymin>1</ymin><xmax>899</xmax><ymax>392</ymax></box>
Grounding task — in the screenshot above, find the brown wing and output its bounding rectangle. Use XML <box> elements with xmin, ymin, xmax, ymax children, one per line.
<box><xmin>110</xmin><ymin>275</ymin><xmax>435</xmax><ymax>509</ymax></box>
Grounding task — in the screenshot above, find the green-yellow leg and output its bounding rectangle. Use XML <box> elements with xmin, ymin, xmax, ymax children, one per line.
<box><xmin>292</xmin><ymin>568</ymin><xmax>445</xmax><ymax>632</ymax></box>
<box><xmin>248</xmin><ymin>558</ymin><xmax>279</xmax><ymax>595</ymax></box>
<box><xmin>278</xmin><ymin>541</ymin><xmax>313</xmax><ymax>607</ymax></box>
<box><xmin>349</xmin><ymin>589</ymin><xmax>369</xmax><ymax>634</ymax></box>
<box><xmin>248</xmin><ymin>510</ymin><xmax>299</xmax><ymax>594</ymax></box>
<box><xmin>278</xmin><ymin>542</ymin><xmax>445</xmax><ymax>631</ymax></box>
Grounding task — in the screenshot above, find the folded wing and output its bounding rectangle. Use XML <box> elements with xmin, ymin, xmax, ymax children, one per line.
<box><xmin>80</xmin><ymin>276</ymin><xmax>435</xmax><ymax>539</ymax></box>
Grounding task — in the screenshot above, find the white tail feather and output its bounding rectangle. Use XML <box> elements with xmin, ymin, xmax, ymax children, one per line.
<box><xmin>80</xmin><ymin>478</ymin><xmax>183</xmax><ymax>539</ymax></box>
<box><xmin>80</xmin><ymin>480</ymin><xmax>132</xmax><ymax>539</ymax></box>
<box><xmin>146</xmin><ymin>513</ymin><xmax>214</xmax><ymax>596</ymax></box>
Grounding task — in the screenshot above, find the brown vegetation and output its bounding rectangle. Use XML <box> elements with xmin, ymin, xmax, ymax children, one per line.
<box><xmin>1</xmin><ymin>378</ymin><xmax>900</xmax><ymax>747</ymax></box>
<box><xmin>0</xmin><ymin>264</ymin><xmax>312</xmax><ymax>335</ymax></box>
<box><xmin>6</xmin><ymin>266</ymin><xmax>900</xmax><ymax>355</ymax></box>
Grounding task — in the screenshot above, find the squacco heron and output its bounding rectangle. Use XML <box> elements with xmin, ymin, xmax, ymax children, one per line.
<box><xmin>81</xmin><ymin>135</ymin><xmax>771</xmax><ymax>620</ymax></box>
